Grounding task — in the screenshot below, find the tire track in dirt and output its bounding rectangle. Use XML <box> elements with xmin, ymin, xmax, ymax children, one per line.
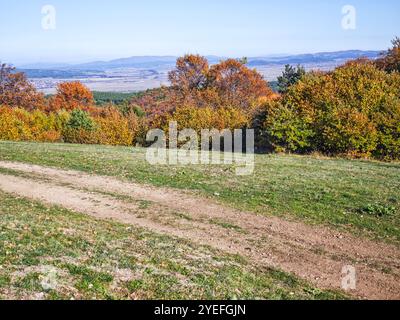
<box><xmin>0</xmin><ymin>161</ymin><xmax>399</xmax><ymax>299</ymax></box>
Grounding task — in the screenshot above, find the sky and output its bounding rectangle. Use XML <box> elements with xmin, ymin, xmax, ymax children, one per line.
<box><xmin>0</xmin><ymin>0</ymin><xmax>399</xmax><ymax>65</ymax></box>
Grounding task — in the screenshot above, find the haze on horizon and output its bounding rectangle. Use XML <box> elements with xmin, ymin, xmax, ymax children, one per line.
<box><xmin>1</xmin><ymin>0</ymin><xmax>399</xmax><ymax>65</ymax></box>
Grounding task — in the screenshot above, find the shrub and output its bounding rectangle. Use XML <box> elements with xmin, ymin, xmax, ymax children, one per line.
<box><xmin>65</xmin><ymin>109</ymin><xmax>95</xmax><ymax>131</ymax></box>
<box><xmin>143</xmin><ymin>105</ymin><xmax>249</xmax><ymax>149</ymax></box>
<box><xmin>93</xmin><ymin>108</ymin><xmax>134</xmax><ymax>146</ymax></box>
<box><xmin>0</xmin><ymin>105</ymin><xmax>136</xmax><ymax>147</ymax></box>
<box><xmin>0</xmin><ymin>106</ymin><xmax>62</xmax><ymax>142</ymax></box>
<box><xmin>371</xmin><ymin>92</ymin><xmax>400</xmax><ymax>160</ymax></box>
<box><xmin>0</xmin><ymin>106</ymin><xmax>27</xmax><ymax>141</ymax></box>
<box><xmin>126</xmin><ymin>111</ymin><xmax>143</xmax><ymax>145</ymax></box>
<box><xmin>260</xmin><ymin>60</ymin><xmax>400</xmax><ymax>159</ymax></box>
<box><xmin>164</xmin><ymin>106</ymin><xmax>248</xmax><ymax>133</ymax></box>
<box><xmin>62</xmin><ymin>109</ymin><xmax>97</xmax><ymax>144</ymax></box>
<box><xmin>62</xmin><ymin>108</ymin><xmax>135</xmax><ymax>146</ymax></box>
<box><xmin>263</xmin><ymin>100</ymin><xmax>314</xmax><ymax>153</ymax></box>
<box><xmin>317</xmin><ymin>105</ymin><xmax>378</xmax><ymax>157</ymax></box>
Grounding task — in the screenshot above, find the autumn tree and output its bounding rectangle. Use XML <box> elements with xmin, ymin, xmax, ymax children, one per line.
<box><xmin>133</xmin><ymin>56</ymin><xmax>274</xmax><ymax>125</ymax></box>
<box><xmin>129</xmin><ymin>87</ymin><xmax>178</xmax><ymax>127</ymax></box>
<box><xmin>49</xmin><ymin>81</ymin><xmax>94</xmax><ymax>112</ymax></box>
<box><xmin>168</xmin><ymin>55</ymin><xmax>273</xmax><ymax>110</ymax></box>
<box><xmin>168</xmin><ymin>54</ymin><xmax>209</xmax><ymax>91</ymax></box>
<box><xmin>375</xmin><ymin>37</ymin><xmax>400</xmax><ymax>73</ymax></box>
<box><xmin>207</xmin><ymin>58</ymin><xmax>273</xmax><ymax>110</ymax></box>
<box><xmin>0</xmin><ymin>62</ymin><xmax>45</xmax><ymax>110</ymax></box>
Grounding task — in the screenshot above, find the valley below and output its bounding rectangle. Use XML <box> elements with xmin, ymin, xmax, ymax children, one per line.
<box><xmin>19</xmin><ymin>50</ymin><xmax>380</xmax><ymax>93</ymax></box>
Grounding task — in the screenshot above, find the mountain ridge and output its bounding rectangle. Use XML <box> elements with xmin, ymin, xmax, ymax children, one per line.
<box><xmin>19</xmin><ymin>50</ymin><xmax>381</xmax><ymax>71</ymax></box>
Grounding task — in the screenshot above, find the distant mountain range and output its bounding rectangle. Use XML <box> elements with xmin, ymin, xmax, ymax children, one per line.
<box><xmin>19</xmin><ymin>50</ymin><xmax>381</xmax><ymax>72</ymax></box>
<box><xmin>18</xmin><ymin>55</ymin><xmax>224</xmax><ymax>71</ymax></box>
<box><xmin>247</xmin><ymin>50</ymin><xmax>380</xmax><ymax>66</ymax></box>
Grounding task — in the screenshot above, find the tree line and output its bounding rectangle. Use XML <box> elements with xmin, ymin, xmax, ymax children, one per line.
<box><xmin>0</xmin><ymin>37</ymin><xmax>399</xmax><ymax>160</ymax></box>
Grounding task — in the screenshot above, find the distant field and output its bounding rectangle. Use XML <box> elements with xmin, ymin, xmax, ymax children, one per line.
<box><xmin>0</xmin><ymin>141</ymin><xmax>398</xmax><ymax>244</ymax></box>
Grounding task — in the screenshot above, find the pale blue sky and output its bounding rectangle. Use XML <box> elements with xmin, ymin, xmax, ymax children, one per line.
<box><xmin>0</xmin><ymin>0</ymin><xmax>399</xmax><ymax>64</ymax></box>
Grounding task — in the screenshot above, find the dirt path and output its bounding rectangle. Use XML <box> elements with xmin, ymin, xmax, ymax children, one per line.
<box><xmin>0</xmin><ymin>161</ymin><xmax>399</xmax><ymax>299</ymax></box>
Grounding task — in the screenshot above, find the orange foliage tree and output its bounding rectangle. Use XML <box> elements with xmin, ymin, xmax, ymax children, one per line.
<box><xmin>49</xmin><ymin>81</ymin><xmax>94</xmax><ymax>112</ymax></box>
<box><xmin>0</xmin><ymin>63</ymin><xmax>45</xmax><ymax>110</ymax></box>
<box><xmin>169</xmin><ymin>54</ymin><xmax>209</xmax><ymax>91</ymax></box>
<box><xmin>132</xmin><ymin>55</ymin><xmax>274</xmax><ymax>124</ymax></box>
<box><xmin>207</xmin><ymin>58</ymin><xmax>273</xmax><ymax>110</ymax></box>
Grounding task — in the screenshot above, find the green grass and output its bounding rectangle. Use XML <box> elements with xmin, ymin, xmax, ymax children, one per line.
<box><xmin>0</xmin><ymin>141</ymin><xmax>399</xmax><ymax>243</ymax></box>
<box><xmin>0</xmin><ymin>191</ymin><xmax>344</xmax><ymax>300</ymax></box>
